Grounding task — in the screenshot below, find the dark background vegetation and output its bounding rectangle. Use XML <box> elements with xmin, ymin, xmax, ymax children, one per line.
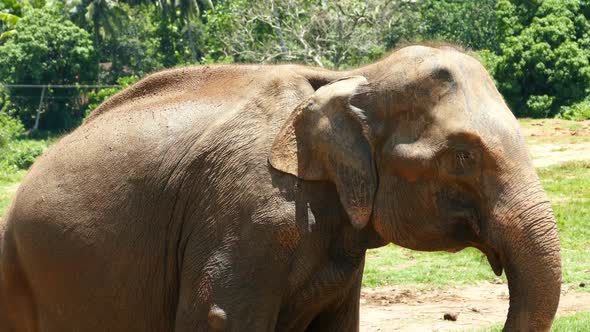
<box><xmin>2</xmin><ymin>0</ymin><xmax>590</xmax><ymax>169</ymax></box>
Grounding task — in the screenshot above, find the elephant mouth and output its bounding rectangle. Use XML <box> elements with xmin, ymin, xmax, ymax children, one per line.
<box><xmin>448</xmin><ymin>216</ymin><xmax>504</xmax><ymax>277</ymax></box>
<box><xmin>444</xmin><ymin>242</ymin><xmax>503</xmax><ymax>276</ymax></box>
<box><xmin>480</xmin><ymin>245</ymin><xmax>503</xmax><ymax>276</ymax></box>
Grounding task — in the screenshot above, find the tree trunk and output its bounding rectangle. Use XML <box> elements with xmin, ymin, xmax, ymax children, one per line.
<box><xmin>94</xmin><ymin>20</ymin><xmax>101</xmax><ymax>84</ymax></box>
<box><xmin>186</xmin><ymin>12</ymin><xmax>198</xmax><ymax>63</ymax></box>
<box><xmin>271</xmin><ymin>0</ymin><xmax>288</xmax><ymax>59</ymax></box>
<box><xmin>31</xmin><ymin>86</ymin><xmax>46</xmax><ymax>132</ymax></box>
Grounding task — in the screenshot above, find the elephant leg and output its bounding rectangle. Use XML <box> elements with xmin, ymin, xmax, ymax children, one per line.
<box><xmin>304</xmin><ymin>265</ymin><xmax>363</xmax><ymax>332</ymax></box>
<box><xmin>173</xmin><ymin>247</ymin><xmax>284</xmax><ymax>332</ymax></box>
<box><xmin>0</xmin><ymin>228</ymin><xmax>37</xmax><ymax>332</ymax></box>
<box><xmin>174</xmin><ymin>271</ymin><xmax>283</xmax><ymax>332</ymax></box>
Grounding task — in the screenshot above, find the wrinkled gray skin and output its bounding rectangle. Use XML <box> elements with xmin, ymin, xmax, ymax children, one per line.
<box><xmin>0</xmin><ymin>45</ymin><xmax>560</xmax><ymax>331</ymax></box>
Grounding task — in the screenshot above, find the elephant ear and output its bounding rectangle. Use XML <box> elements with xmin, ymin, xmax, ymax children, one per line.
<box><xmin>269</xmin><ymin>76</ymin><xmax>376</xmax><ymax>229</ymax></box>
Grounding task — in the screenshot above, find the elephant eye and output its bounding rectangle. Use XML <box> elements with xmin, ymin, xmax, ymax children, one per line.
<box><xmin>439</xmin><ymin>147</ymin><xmax>480</xmax><ymax>177</ymax></box>
<box><xmin>452</xmin><ymin>149</ymin><xmax>479</xmax><ymax>174</ymax></box>
<box><xmin>456</xmin><ymin>151</ymin><xmax>472</xmax><ymax>165</ymax></box>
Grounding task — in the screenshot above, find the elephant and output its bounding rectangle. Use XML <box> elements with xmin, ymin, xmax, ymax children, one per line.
<box><xmin>0</xmin><ymin>44</ymin><xmax>561</xmax><ymax>331</ymax></box>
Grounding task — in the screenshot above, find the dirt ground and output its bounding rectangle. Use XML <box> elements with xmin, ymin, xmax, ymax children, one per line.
<box><xmin>359</xmin><ymin>119</ymin><xmax>590</xmax><ymax>331</ymax></box>
<box><xmin>522</xmin><ymin>119</ymin><xmax>590</xmax><ymax>167</ymax></box>
<box><xmin>359</xmin><ymin>283</ymin><xmax>590</xmax><ymax>331</ymax></box>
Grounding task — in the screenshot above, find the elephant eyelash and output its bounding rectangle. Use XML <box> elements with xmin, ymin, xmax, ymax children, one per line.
<box><xmin>435</xmin><ymin>146</ymin><xmax>480</xmax><ymax>177</ymax></box>
<box><xmin>456</xmin><ymin>151</ymin><xmax>472</xmax><ymax>167</ymax></box>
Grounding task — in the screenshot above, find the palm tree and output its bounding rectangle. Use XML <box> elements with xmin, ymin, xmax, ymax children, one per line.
<box><xmin>65</xmin><ymin>0</ymin><xmax>126</xmax><ymax>80</ymax></box>
<box><xmin>110</xmin><ymin>0</ymin><xmax>214</xmax><ymax>63</ymax></box>
<box><xmin>84</xmin><ymin>0</ymin><xmax>125</xmax><ymax>58</ymax></box>
<box><xmin>0</xmin><ymin>0</ymin><xmax>48</xmax><ymax>42</ymax></box>
<box><xmin>177</xmin><ymin>0</ymin><xmax>214</xmax><ymax>62</ymax></box>
<box><xmin>0</xmin><ymin>12</ymin><xmax>20</xmax><ymax>41</ymax></box>
<box><xmin>130</xmin><ymin>0</ymin><xmax>213</xmax><ymax>62</ymax></box>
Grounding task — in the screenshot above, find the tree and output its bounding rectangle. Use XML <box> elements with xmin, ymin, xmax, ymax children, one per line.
<box><xmin>491</xmin><ymin>0</ymin><xmax>590</xmax><ymax>117</ymax></box>
<box><xmin>0</xmin><ymin>8</ymin><xmax>97</xmax><ymax>130</ymax></box>
<box><xmin>66</xmin><ymin>0</ymin><xmax>126</xmax><ymax>79</ymax></box>
<box><xmin>101</xmin><ymin>4</ymin><xmax>163</xmax><ymax>81</ymax></box>
<box><xmin>176</xmin><ymin>0</ymin><xmax>214</xmax><ymax>62</ymax></box>
<box><xmin>130</xmin><ymin>0</ymin><xmax>215</xmax><ymax>64</ymax></box>
<box><xmin>0</xmin><ymin>0</ymin><xmax>41</xmax><ymax>42</ymax></box>
<box><xmin>0</xmin><ymin>12</ymin><xmax>20</xmax><ymax>41</ymax></box>
<box><xmin>204</xmin><ymin>0</ymin><xmax>394</xmax><ymax>69</ymax></box>
<box><xmin>413</xmin><ymin>0</ymin><xmax>499</xmax><ymax>51</ymax></box>
<box><xmin>86</xmin><ymin>0</ymin><xmax>126</xmax><ymax>52</ymax></box>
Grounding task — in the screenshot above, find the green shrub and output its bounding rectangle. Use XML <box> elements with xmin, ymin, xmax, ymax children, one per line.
<box><xmin>0</xmin><ymin>8</ymin><xmax>97</xmax><ymax>130</ymax></box>
<box><xmin>85</xmin><ymin>76</ymin><xmax>139</xmax><ymax>118</ymax></box>
<box><xmin>0</xmin><ymin>140</ymin><xmax>46</xmax><ymax>172</ymax></box>
<box><xmin>0</xmin><ymin>111</ymin><xmax>24</xmax><ymax>148</ymax></box>
<box><xmin>492</xmin><ymin>0</ymin><xmax>590</xmax><ymax>117</ymax></box>
<box><xmin>476</xmin><ymin>49</ymin><xmax>501</xmax><ymax>79</ymax></box>
<box><xmin>526</xmin><ymin>95</ymin><xmax>555</xmax><ymax>118</ymax></box>
<box><xmin>558</xmin><ymin>99</ymin><xmax>590</xmax><ymax>120</ymax></box>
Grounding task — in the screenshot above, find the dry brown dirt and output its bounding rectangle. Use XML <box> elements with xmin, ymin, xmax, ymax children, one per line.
<box><xmin>358</xmin><ymin>119</ymin><xmax>590</xmax><ymax>331</ymax></box>
<box><xmin>359</xmin><ymin>283</ymin><xmax>590</xmax><ymax>331</ymax></box>
<box><xmin>521</xmin><ymin>119</ymin><xmax>590</xmax><ymax>167</ymax></box>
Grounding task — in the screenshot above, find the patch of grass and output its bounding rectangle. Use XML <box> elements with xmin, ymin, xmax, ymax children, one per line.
<box><xmin>527</xmin><ymin>135</ymin><xmax>590</xmax><ymax>145</ymax></box>
<box><xmin>518</xmin><ymin>118</ymin><xmax>584</xmax><ymax>131</ymax></box>
<box><xmin>0</xmin><ymin>170</ymin><xmax>25</xmax><ymax>218</ymax></box>
<box><xmin>538</xmin><ymin>161</ymin><xmax>590</xmax><ymax>288</ymax></box>
<box><xmin>0</xmin><ymin>139</ymin><xmax>47</xmax><ymax>172</ymax></box>
<box><xmin>363</xmin><ymin>160</ymin><xmax>590</xmax><ymax>289</ymax></box>
<box><xmin>551</xmin><ymin>147</ymin><xmax>569</xmax><ymax>152</ymax></box>
<box><xmin>0</xmin><ymin>136</ymin><xmax>52</xmax><ymax>218</ymax></box>
<box><xmin>518</xmin><ymin>118</ymin><xmax>543</xmax><ymax>128</ymax></box>
<box><xmin>551</xmin><ymin>311</ymin><xmax>590</xmax><ymax>331</ymax></box>
<box><xmin>363</xmin><ymin>246</ymin><xmax>501</xmax><ymax>287</ymax></box>
<box><xmin>474</xmin><ymin>311</ymin><xmax>590</xmax><ymax>331</ymax></box>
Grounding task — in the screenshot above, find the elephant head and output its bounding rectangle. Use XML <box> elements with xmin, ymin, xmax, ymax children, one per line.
<box><xmin>270</xmin><ymin>45</ymin><xmax>561</xmax><ymax>331</ymax></box>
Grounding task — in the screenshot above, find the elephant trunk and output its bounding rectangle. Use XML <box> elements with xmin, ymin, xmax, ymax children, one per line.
<box><xmin>488</xmin><ymin>182</ymin><xmax>561</xmax><ymax>332</ymax></box>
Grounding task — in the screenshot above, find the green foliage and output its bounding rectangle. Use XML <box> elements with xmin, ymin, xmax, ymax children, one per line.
<box><xmin>476</xmin><ymin>49</ymin><xmax>501</xmax><ymax>80</ymax></box>
<box><xmin>492</xmin><ymin>0</ymin><xmax>590</xmax><ymax>117</ymax></box>
<box><xmin>0</xmin><ymin>12</ymin><xmax>20</xmax><ymax>41</ymax></box>
<box><xmin>85</xmin><ymin>75</ymin><xmax>139</xmax><ymax>116</ymax></box>
<box><xmin>0</xmin><ymin>0</ymin><xmax>22</xmax><ymax>15</ymax></box>
<box><xmin>0</xmin><ymin>8</ymin><xmax>97</xmax><ymax>83</ymax></box>
<box><xmin>558</xmin><ymin>99</ymin><xmax>590</xmax><ymax>119</ymax></box>
<box><xmin>0</xmin><ymin>169</ymin><xmax>24</xmax><ymax>217</ymax></box>
<box><xmin>3</xmin><ymin>0</ymin><xmax>590</xmax><ymax>133</ymax></box>
<box><xmin>526</xmin><ymin>95</ymin><xmax>555</xmax><ymax>117</ymax></box>
<box><xmin>0</xmin><ymin>8</ymin><xmax>97</xmax><ymax>129</ymax></box>
<box><xmin>0</xmin><ymin>110</ymin><xmax>24</xmax><ymax>148</ymax></box>
<box><xmin>99</xmin><ymin>5</ymin><xmax>162</xmax><ymax>81</ymax></box>
<box><xmin>413</xmin><ymin>0</ymin><xmax>498</xmax><ymax>51</ymax></box>
<box><xmin>0</xmin><ymin>139</ymin><xmax>45</xmax><ymax>172</ymax></box>
<box><xmin>204</xmin><ymin>0</ymin><xmax>390</xmax><ymax>69</ymax></box>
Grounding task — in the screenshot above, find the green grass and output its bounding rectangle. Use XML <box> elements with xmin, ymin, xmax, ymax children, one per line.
<box><xmin>527</xmin><ymin>135</ymin><xmax>590</xmax><ymax>145</ymax></box>
<box><xmin>518</xmin><ymin>118</ymin><xmax>586</xmax><ymax>132</ymax></box>
<box><xmin>363</xmin><ymin>246</ymin><xmax>498</xmax><ymax>287</ymax></box>
<box><xmin>538</xmin><ymin>161</ymin><xmax>590</xmax><ymax>288</ymax></box>
<box><xmin>551</xmin><ymin>312</ymin><xmax>590</xmax><ymax>332</ymax></box>
<box><xmin>363</xmin><ymin>160</ymin><xmax>590</xmax><ymax>289</ymax></box>
<box><xmin>0</xmin><ymin>170</ymin><xmax>25</xmax><ymax>218</ymax></box>
<box><xmin>0</xmin><ymin>136</ymin><xmax>53</xmax><ymax>218</ymax></box>
<box><xmin>474</xmin><ymin>311</ymin><xmax>590</xmax><ymax>331</ymax></box>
